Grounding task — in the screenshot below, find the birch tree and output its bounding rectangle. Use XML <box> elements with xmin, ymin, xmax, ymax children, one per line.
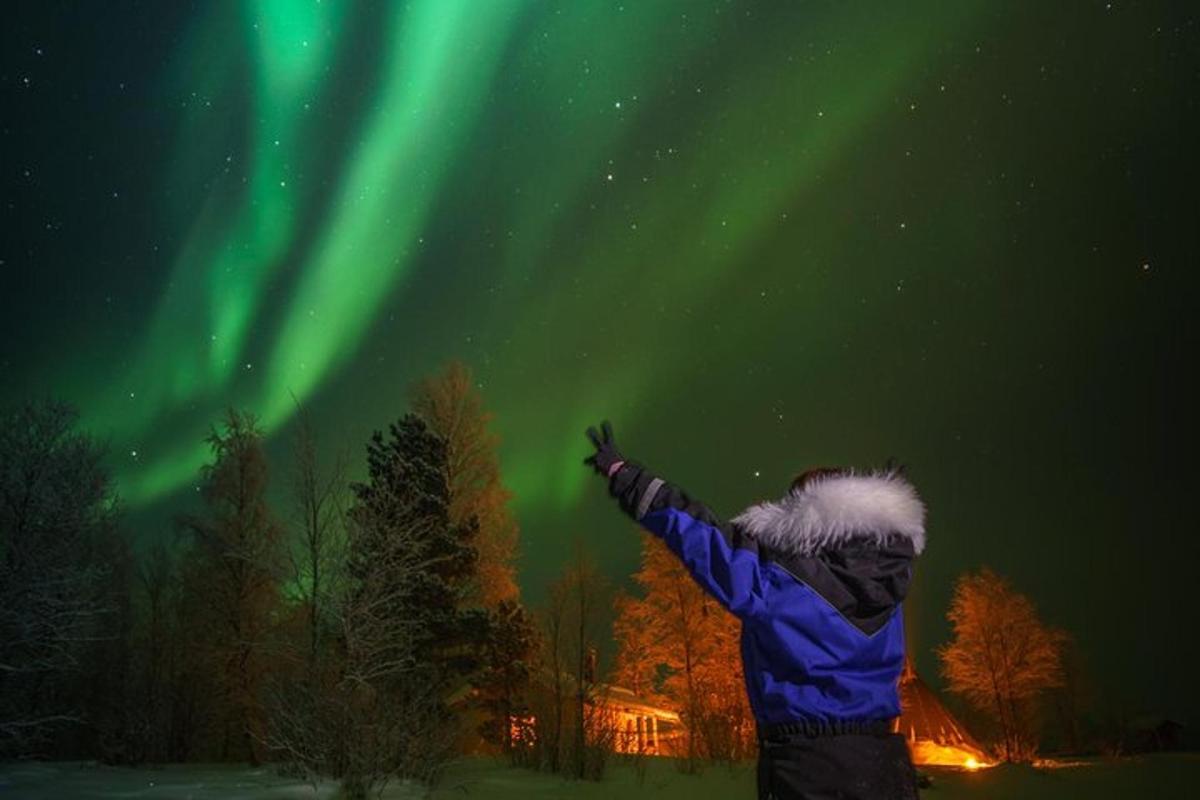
<box><xmin>938</xmin><ymin>567</ymin><xmax>1066</xmax><ymax>762</ymax></box>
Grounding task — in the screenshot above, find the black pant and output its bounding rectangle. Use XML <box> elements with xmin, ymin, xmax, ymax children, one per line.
<box><xmin>756</xmin><ymin>731</ymin><xmax>918</xmax><ymax>800</ymax></box>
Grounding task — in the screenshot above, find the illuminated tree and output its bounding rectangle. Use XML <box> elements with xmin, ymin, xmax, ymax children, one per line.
<box><xmin>613</xmin><ymin>531</ymin><xmax>755</xmax><ymax>767</ymax></box>
<box><xmin>938</xmin><ymin>567</ymin><xmax>1066</xmax><ymax>762</ymax></box>
<box><xmin>411</xmin><ymin>361</ymin><xmax>536</xmax><ymax>757</ymax></box>
<box><xmin>410</xmin><ymin>359</ymin><xmax>519</xmax><ymax>607</ymax></box>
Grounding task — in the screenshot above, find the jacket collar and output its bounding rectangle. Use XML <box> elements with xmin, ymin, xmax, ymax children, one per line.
<box><xmin>731</xmin><ymin>470</ymin><xmax>926</xmax><ymax>556</ymax></box>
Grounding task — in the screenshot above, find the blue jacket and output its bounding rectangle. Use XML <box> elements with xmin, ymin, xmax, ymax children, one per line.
<box><xmin>607</xmin><ymin>462</ymin><xmax>926</xmax><ymax>726</ymax></box>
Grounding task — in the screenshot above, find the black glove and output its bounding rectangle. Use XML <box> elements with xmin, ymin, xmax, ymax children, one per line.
<box><xmin>583</xmin><ymin>420</ymin><xmax>624</xmax><ymax>477</ymax></box>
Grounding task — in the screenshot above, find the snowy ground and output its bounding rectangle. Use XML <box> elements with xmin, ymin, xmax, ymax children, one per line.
<box><xmin>2</xmin><ymin>753</ymin><xmax>1198</xmax><ymax>799</ymax></box>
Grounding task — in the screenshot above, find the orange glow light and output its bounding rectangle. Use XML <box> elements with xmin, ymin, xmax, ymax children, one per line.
<box><xmin>910</xmin><ymin>740</ymin><xmax>992</xmax><ymax>769</ymax></box>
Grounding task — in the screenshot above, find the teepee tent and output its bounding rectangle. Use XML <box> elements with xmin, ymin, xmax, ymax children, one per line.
<box><xmin>893</xmin><ymin>659</ymin><xmax>990</xmax><ymax>768</ymax></box>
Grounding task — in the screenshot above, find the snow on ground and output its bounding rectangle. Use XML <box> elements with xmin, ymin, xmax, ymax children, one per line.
<box><xmin>0</xmin><ymin>762</ymin><xmax>339</xmax><ymax>799</ymax></box>
<box><xmin>2</xmin><ymin>753</ymin><xmax>1198</xmax><ymax>799</ymax></box>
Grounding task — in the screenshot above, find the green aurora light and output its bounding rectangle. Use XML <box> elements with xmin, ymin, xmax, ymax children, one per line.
<box><xmin>52</xmin><ymin>0</ymin><xmax>987</xmax><ymax>507</ymax></box>
<box><xmin>5</xmin><ymin>0</ymin><xmax>1197</xmax><ymax>726</ymax></box>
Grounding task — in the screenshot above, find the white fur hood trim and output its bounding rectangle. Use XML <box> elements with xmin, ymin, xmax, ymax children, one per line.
<box><xmin>730</xmin><ymin>471</ymin><xmax>926</xmax><ymax>556</ymax></box>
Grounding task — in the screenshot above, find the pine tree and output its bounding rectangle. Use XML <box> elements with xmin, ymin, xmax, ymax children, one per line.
<box><xmin>410</xmin><ymin>360</ymin><xmax>536</xmax><ymax>753</ymax></box>
<box><xmin>334</xmin><ymin>413</ymin><xmax>480</xmax><ymax>794</ymax></box>
<box><xmin>348</xmin><ymin>413</ymin><xmax>479</xmax><ymax>675</ymax></box>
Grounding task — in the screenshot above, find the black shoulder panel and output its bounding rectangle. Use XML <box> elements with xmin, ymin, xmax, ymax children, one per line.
<box><xmin>764</xmin><ymin>538</ymin><xmax>915</xmax><ymax>636</ymax></box>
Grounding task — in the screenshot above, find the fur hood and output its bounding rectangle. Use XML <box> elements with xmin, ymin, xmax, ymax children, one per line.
<box><xmin>730</xmin><ymin>470</ymin><xmax>926</xmax><ymax>557</ymax></box>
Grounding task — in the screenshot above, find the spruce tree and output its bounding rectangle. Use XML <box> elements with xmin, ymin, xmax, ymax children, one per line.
<box><xmin>349</xmin><ymin>413</ymin><xmax>479</xmax><ymax>671</ymax></box>
<box><xmin>339</xmin><ymin>413</ymin><xmax>480</xmax><ymax>788</ymax></box>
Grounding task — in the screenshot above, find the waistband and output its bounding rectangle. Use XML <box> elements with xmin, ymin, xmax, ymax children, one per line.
<box><xmin>758</xmin><ymin>719</ymin><xmax>895</xmax><ymax>742</ymax></box>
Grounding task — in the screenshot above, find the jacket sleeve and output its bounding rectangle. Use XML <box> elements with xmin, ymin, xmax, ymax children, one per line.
<box><xmin>608</xmin><ymin>459</ymin><xmax>768</xmax><ymax>619</ymax></box>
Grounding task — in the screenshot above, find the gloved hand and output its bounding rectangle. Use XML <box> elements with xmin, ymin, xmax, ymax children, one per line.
<box><xmin>583</xmin><ymin>420</ymin><xmax>625</xmax><ymax>477</ymax></box>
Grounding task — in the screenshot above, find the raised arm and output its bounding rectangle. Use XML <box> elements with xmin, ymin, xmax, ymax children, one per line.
<box><xmin>584</xmin><ymin>422</ymin><xmax>768</xmax><ymax>618</ymax></box>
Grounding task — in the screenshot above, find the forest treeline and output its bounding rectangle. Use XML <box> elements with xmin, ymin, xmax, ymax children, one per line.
<box><xmin>0</xmin><ymin>360</ymin><xmax>757</xmax><ymax>797</ymax></box>
<box><xmin>0</xmin><ymin>359</ymin><xmax>1147</xmax><ymax>795</ymax></box>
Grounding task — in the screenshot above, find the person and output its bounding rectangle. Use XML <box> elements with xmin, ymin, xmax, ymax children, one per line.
<box><xmin>584</xmin><ymin>421</ymin><xmax>924</xmax><ymax>800</ymax></box>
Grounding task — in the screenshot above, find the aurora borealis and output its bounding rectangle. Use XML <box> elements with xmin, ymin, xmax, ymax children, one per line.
<box><xmin>3</xmin><ymin>0</ymin><xmax>1197</xmax><ymax>730</ymax></box>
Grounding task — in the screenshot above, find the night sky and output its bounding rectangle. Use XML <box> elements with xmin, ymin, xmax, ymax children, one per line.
<box><xmin>3</xmin><ymin>2</ymin><xmax>1197</xmax><ymax>727</ymax></box>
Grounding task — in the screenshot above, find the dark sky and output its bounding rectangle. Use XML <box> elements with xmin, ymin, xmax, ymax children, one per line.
<box><xmin>3</xmin><ymin>2</ymin><xmax>1197</xmax><ymax>726</ymax></box>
